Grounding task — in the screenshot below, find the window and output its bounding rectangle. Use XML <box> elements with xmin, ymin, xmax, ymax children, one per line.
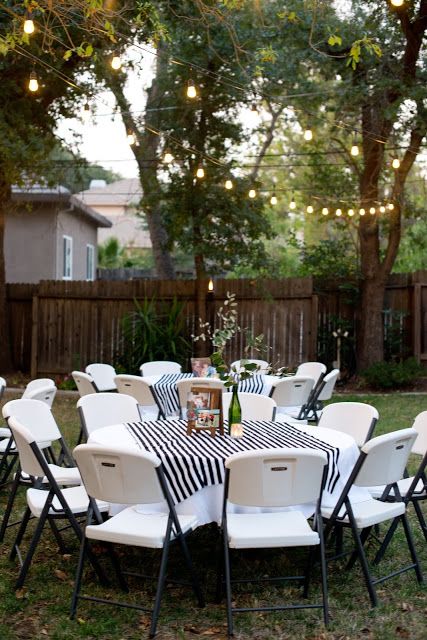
<box><xmin>63</xmin><ymin>235</ymin><xmax>73</xmax><ymax>280</ymax></box>
<box><xmin>86</xmin><ymin>244</ymin><xmax>95</xmax><ymax>281</ymax></box>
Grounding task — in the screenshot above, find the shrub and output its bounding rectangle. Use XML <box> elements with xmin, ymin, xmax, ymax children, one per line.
<box><xmin>361</xmin><ymin>357</ymin><xmax>424</xmax><ymax>390</ymax></box>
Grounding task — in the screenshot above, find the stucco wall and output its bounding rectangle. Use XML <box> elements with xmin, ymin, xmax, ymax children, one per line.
<box><xmin>56</xmin><ymin>209</ymin><xmax>98</xmax><ymax>280</ymax></box>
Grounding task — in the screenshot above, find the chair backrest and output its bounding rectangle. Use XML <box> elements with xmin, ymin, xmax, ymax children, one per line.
<box><xmin>318</xmin><ymin>401</ymin><xmax>379</xmax><ymax>447</ymax></box>
<box><xmin>230</xmin><ymin>359</ymin><xmax>269</xmax><ymax>375</ymax></box>
<box><xmin>225</xmin><ymin>448</ymin><xmax>327</xmax><ymax>507</ymax></box>
<box><xmin>85</xmin><ymin>363</ymin><xmax>117</xmax><ymax>391</ymax></box>
<box><xmin>270</xmin><ymin>376</ymin><xmax>315</xmax><ymax>407</ymax></box>
<box><xmin>72</xmin><ymin>371</ymin><xmax>98</xmax><ymax>396</ymax></box>
<box><xmin>317</xmin><ymin>369</ymin><xmax>340</xmax><ymax>401</ymax></box>
<box><xmin>115</xmin><ymin>374</ymin><xmax>158</xmax><ymax>407</ymax></box>
<box><xmin>74</xmin><ymin>443</ymin><xmax>164</xmax><ymax>505</ymax></box>
<box><xmin>222</xmin><ymin>392</ymin><xmax>276</xmax><ymax>421</ymax></box>
<box><xmin>8</xmin><ymin>416</ymin><xmax>48</xmax><ymax>478</ymax></box>
<box><xmin>295</xmin><ymin>362</ymin><xmax>326</xmax><ymax>386</ymax></box>
<box><xmin>22</xmin><ymin>378</ymin><xmax>57</xmax><ymax>407</ymax></box>
<box><xmin>0</xmin><ymin>376</ymin><xmax>5</xmax><ymax>401</ymax></box>
<box><xmin>77</xmin><ymin>393</ymin><xmax>141</xmax><ymax>437</ymax></box>
<box><xmin>176</xmin><ymin>378</ymin><xmax>225</xmax><ymax>410</ymax></box>
<box><xmin>411</xmin><ymin>411</ymin><xmax>427</xmax><ymax>456</ymax></box>
<box><xmin>356</xmin><ymin>428</ymin><xmax>417</xmax><ymax>487</ymax></box>
<box><xmin>2</xmin><ymin>398</ymin><xmax>62</xmax><ymax>442</ymax></box>
<box><xmin>139</xmin><ymin>361</ymin><xmax>182</xmax><ymax>377</ymax></box>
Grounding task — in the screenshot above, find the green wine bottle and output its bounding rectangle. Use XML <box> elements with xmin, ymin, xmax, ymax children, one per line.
<box><xmin>228</xmin><ymin>384</ymin><xmax>243</xmax><ymax>437</ymax></box>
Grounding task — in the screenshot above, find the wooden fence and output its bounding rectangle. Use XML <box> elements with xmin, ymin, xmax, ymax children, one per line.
<box><xmin>6</xmin><ymin>272</ymin><xmax>427</xmax><ymax>377</ymax></box>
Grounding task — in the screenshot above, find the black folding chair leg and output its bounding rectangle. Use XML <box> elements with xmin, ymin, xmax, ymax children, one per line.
<box><xmin>318</xmin><ymin>521</ymin><xmax>329</xmax><ymax>625</ymax></box>
<box><xmin>106</xmin><ymin>542</ymin><xmax>129</xmax><ymax>592</ymax></box>
<box><xmin>346</xmin><ymin>526</ymin><xmax>372</xmax><ymax>570</ymax></box>
<box><xmin>401</xmin><ymin>514</ymin><xmax>424</xmax><ymax>584</ymax></box>
<box><xmin>70</xmin><ymin>536</ymin><xmax>88</xmax><ymax>618</ymax></box>
<box><xmin>223</xmin><ymin>529</ymin><xmax>234</xmax><ymax>637</ymax></box>
<box><xmin>15</xmin><ymin>508</ymin><xmax>49</xmax><ymax>589</ymax></box>
<box><xmin>302</xmin><ymin>547</ymin><xmax>315</xmax><ymax>598</ymax></box>
<box><xmin>48</xmin><ymin>519</ymin><xmax>69</xmax><ymax>554</ymax></box>
<box><xmin>149</xmin><ymin>536</ymin><xmax>171</xmax><ymax>639</ymax></box>
<box><xmin>348</xmin><ymin>519</ymin><xmax>377</xmax><ymax>606</ymax></box>
<box><xmin>373</xmin><ymin>520</ymin><xmax>399</xmax><ymax>565</ymax></box>
<box><xmin>0</xmin><ymin>469</ymin><xmax>22</xmax><ymax>542</ymax></box>
<box><xmin>413</xmin><ymin>501</ymin><xmax>427</xmax><ymax>543</ymax></box>
<box><xmin>9</xmin><ymin>507</ymin><xmax>32</xmax><ymax>561</ymax></box>
<box><xmin>215</xmin><ymin>528</ymin><xmax>224</xmax><ymax>603</ymax></box>
<box><xmin>177</xmin><ymin>533</ymin><xmax>204</xmax><ymax>607</ymax></box>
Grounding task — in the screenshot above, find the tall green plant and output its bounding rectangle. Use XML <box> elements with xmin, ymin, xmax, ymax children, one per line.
<box><xmin>118</xmin><ymin>297</ymin><xmax>191</xmax><ymax>374</ymax></box>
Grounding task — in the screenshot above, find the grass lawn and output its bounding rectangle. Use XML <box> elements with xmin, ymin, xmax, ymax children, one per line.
<box><xmin>0</xmin><ymin>390</ymin><xmax>426</xmax><ymax>639</ymax></box>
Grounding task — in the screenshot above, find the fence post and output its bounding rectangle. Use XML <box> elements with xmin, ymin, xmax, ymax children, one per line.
<box><xmin>30</xmin><ymin>295</ymin><xmax>39</xmax><ymax>378</ymax></box>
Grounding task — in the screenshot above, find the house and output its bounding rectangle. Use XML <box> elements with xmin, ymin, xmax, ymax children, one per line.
<box><xmin>73</xmin><ymin>178</ymin><xmax>152</xmax><ymax>251</ymax></box>
<box><xmin>5</xmin><ymin>184</ymin><xmax>111</xmax><ymax>283</ymax></box>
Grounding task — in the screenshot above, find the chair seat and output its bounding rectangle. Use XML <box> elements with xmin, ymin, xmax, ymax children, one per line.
<box><xmin>368</xmin><ymin>477</ymin><xmax>426</xmax><ymax>500</ymax></box>
<box><xmin>275</xmin><ymin>414</ymin><xmax>308</xmax><ymax>425</ymax></box>
<box><xmin>322</xmin><ymin>498</ymin><xmax>406</xmax><ymax>528</ymax></box>
<box><xmin>227</xmin><ymin>511</ymin><xmax>320</xmax><ymax>549</ymax></box>
<box><xmin>27</xmin><ymin>485</ymin><xmax>108</xmax><ymax>518</ymax></box>
<box><xmin>138</xmin><ymin>407</ymin><xmax>161</xmax><ymax>421</ymax></box>
<box><xmin>85</xmin><ymin>506</ymin><xmax>198</xmax><ymax>549</ymax></box>
<box><xmin>0</xmin><ymin>427</ymin><xmax>11</xmax><ymax>438</ymax></box>
<box><xmin>19</xmin><ymin>465</ymin><xmax>81</xmax><ymax>486</ymax></box>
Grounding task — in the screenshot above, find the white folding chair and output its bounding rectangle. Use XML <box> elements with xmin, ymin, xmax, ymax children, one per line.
<box><xmin>176</xmin><ymin>378</ymin><xmax>225</xmax><ymax>419</ymax></box>
<box><xmin>317</xmin><ymin>401</ymin><xmax>379</xmax><ymax>448</ymax></box>
<box><xmin>77</xmin><ymin>392</ymin><xmax>142</xmax><ymax>440</ymax></box>
<box><xmin>115</xmin><ymin>374</ymin><xmax>165</xmax><ymax>419</ymax></box>
<box><xmin>0</xmin><ymin>376</ymin><xmax>6</xmax><ymax>401</ymax></box>
<box><xmin>218</xmin><ymin>448</ymin><xmax>329</xmax><ymax>635</ymax></box>
<box><xmin>85</xmin><ymin>363</ymin><xmax>117</xmax><ymax>392</ymax></box>
<box><xmin>7</xmin><ymin>417</ymin><xmax>108</xmax><ymax>590</ymax></box>
<box><xmin>0</xmin><ymin>399</ymin><xmax>81</xmax><ymax>542</ymax></box>
<box><xmin>269</xmin><ymin>376</ymin><xmax>315</xmax><ymax>422</ymax></box>
<box><xmin>230</xmin><ymin>359</ymin><xmax>269</xmax><ymax>375</ymax></box>
<box><xmin>222</xmin><ymin>391</ymin><xmax>276</xmax><ymax>421</ymax></box>
<box><xmin>322</xmin><ymin>428</ymin><xmax>423</xmax><ymax>606</ymax></box>
<box><xmin>72</xmin><ymin>371</ymin><xmax>98</xmax><ymax>396</ymax></box>
<box><xmin>71</xmin><ymin>443</ymin><xmax>204</xmax><ymax>637</ymax></box>
<box><xmin>296</xmin><ymin>362</ymin><xmax>326</xmax><ymax>387</ymax></box>
<box><xmin>139</xmin><ymin>361</ymin><xmax>182</xmax><ymax>377</ymax></box>
<box><xmin>298</xmin><ymin>369</ymin><xmax>340</xmax><ymax>421</ymax></box>
<box><xmin>22</xmin><ymin>378</ymin><xmax>57</xmax><ymax>407</ymax></box>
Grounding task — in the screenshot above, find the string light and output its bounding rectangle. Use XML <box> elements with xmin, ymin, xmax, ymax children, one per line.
<box><xmin>163</xmin><ymin>150</ymin><xmax>174</xmax><ymax>164</ymax></box>
<box><xmin>350</xmin><ymin>134</ymin><xmax>359</xmax><ymax>156</ymax></box>
<box><xmin>289</xmin><ymin>195</ymin><xmax>296</xmax><ymax>210</ymax></box>
<box><xmin>303</xmin><ymin>128</ymin><xmax>313</xmax><ymax>141</ymax></box>
<box><xmin>28</xmin><ymin>71</ymin><xmax>39</xmax><ymax>92</ymax></box>
<box><xmin>186</xmin><ymin>78</ymin><xmax>197</xmax><ymax>99</ymax></box>
<box><xmin>196</xmin><ymin>165</ymin><xmax>205</xmax><ymax>178</ymax></box>
<box><xmin>81</xmin><ymin>102</ymin><xmax>90</xmax><ymax>122</ymax></box>
<box><xmin>379</xmin><ymin>205</ymin><xmax>386</xmax><ymax>213</ymax></box>
<box><xmin>391</xmin><ymin>0</ymin><xmax>405</xmax><ymax>6</ymax></box>
<box><xmin>126</xmin><ymin>130</ymin><xmax>136</xmax><ymax>145</ymax></box>
<box><xmin>348</xmin><ymin>208</ymin><xmax>355</xmax><ymax>217</ymax></box>
<box><xmin>111</xmin><ymin>54</ymin><xmax>122</xmax><ymax>70</ymax></box>
<box><xmin>392</xmin><ymin>157</ymin><xmax>400</xmax><ymax>169</ymax></box>
<box><xmin>270</xmin><ymin>193</ymin><xmax>278</xmax><ymax>205</ymax></box>
<box><xmin>335</xmin><ymin>208</ymin><xmax>342</xmax><ymax>217</ymax></box>
<box><xmin>225</xmin><ymin>179</ymin><xmax>233</xmax><ymax>190</ymax></box>
<box><xmin>23</xmin><ymin>15</ymin><xmax>35</xmax><ymax>35</ymax></box>
<box><xmin>359</xmin><ymin>208</ymin><xmax>366</xmax><ymax>216</ymax></box>
<box><xmin>388</xmin><ymin>203</ymin><xmax>395</xmax><ymax>210</ymax></box>
<box><xmin>322</xmin><ymin>207</ymin><xmax>329</xmax><ymax>216</ymax></box>
<box><xmin>369</xmin><ymin>206</ymin><xmax>376</xmax><ymax>214</ymax></box>
<box><xmin>208</xmin><ymin>278</ymin><xmax>214</xmax><ymax>292</ymax></box>
<box><xmin>306</xmin><ymin>205</ymin><xmax>314</xmax><ymax>213</ymax></box>
<box><xmin>248</xmin><ymin>188</ymin><xmax>256</xmax><ymax>199</ymax></box>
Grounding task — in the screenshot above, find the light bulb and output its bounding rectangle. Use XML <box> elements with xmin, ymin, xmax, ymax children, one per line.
<box><xmin>270</xmin><ymin>194</ymin><xmax>278</xmax><ymax>205</ymax></box>
<box><xmin>350</xmin><ymin>143</ymin><xmax>359</xmax><ymax>156</ymax></box>
<box><xmin>163</xmin><ymin>151</ymin><xmax>174</xmax><ymax>164</ymax></box>
<box><xmin>24</xmin><ymin>18</ymin><xmax>35</xmax><ymax>34</ymax></box>
<box><xmin>186</xmin><ymin>79</ymin><xmax>197</xmax><ymax>99</ymax></box>
<box><xmin>359</xmin><ymin>208</ymin><xmax>365</xmax><ymax>216</ymax></box>
<box><xmin>303</xmin><ymin>128</ymin><xmax>313</xmax><ymax>141</ymax></box>
<box><xmin>392</xmin><ymin>157</ymin><xmax>400</xmax><ymax>169</ymax></box>
<box><xmin>248</xmin><ymin>188</ymin><xmax>256</xmax><ymax>199</ymax></box>
<box><xmin>322</xmin><ymin>207</ymin><xmax>329</xmax><ymax>216</ymax></box>
<box><xmin>289</xmin><ymin>197</ymin><xmax>296</xmax><ymax>210</ymax></box>
<box><xmin>196</xmin><ymin>166</ymin><xmax>205</xmax><ymax>179</ymax></box>
<box><xmin>82</xmin><ymin>102</ymin><xmax>90</xmax><ymax>122</ymax></box>
<box><xmin>306</xmin><ymin>205</ymin><xmax>314</xmax><ymax>214</ymax></box>
<box><xmin>225</xmin><ymin>179</ymin><xmax>233</xmax><ymax>190</ymax></box>
<box><xmin>335</xmin><ymin>208</ymin><xmax>342</xmax><ymax>217</ymax></box>
<box><xmin>127</xmin><ymin>131</ymin><xmax>136</xmax><ymax>145</ymax></box>
<box><xmin>111</xmin><ymin>54</ymin><xmax>122</xmax><ymax>70</ymax></box>
<box><xmin>208</xmin><ymin>278</ymin><xmax>214</xmax><ymax>292</ymax></box>
<box><xmin>391</xmin><ymin>0</ymin><xmax>404</xmax><ymax>6</ymax></box>
<box><xmin>348</xmin><ymin>208</ymin><xmax>355</xmax><ymax>217</ymax></box>
<box><xmin>379</xmin><ymin>205</ymin><xmax>386</xmax><ymax>213</ymax></box>
<box><xmin>369</xmin><ymin>206</ymin><xmax>376</xmax><ymax>214</ymax></box>
<box><xmin>28</xmin><ymin>71</ymin><xmax>39</xmax><ymax>92</ymax></box>
<box><xmin>388</xmin><ymin>203</ymin><xmax>395</xmax><ymax>210</ymax></box>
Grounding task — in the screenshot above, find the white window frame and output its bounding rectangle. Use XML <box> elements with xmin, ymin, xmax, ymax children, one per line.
<box><xmin>86</xmin><ymin>243</ymin><xmax>95</xmax><ymax>281</ymax></box>
<box><xmin>62</xmin><ymin>235</ymin><xmax>73</xmax><ymax>280</ymax></box>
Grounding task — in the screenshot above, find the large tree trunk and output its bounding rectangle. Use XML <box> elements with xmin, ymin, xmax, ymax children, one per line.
<box><xmin>0</xmin><ymin>183</ymin><xmax>13</xmax><ymax>372</ymax></box>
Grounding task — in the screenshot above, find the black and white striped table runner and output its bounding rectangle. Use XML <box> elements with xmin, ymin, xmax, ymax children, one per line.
<box><xmin>125</xmin><ymin>419</ymin><xmax>340</xmax><ymax>505</ymax></box>
<box><xmin>151</xmin><ymin>373</ymin><xmax>268</xmax><ymax>417</ymax></box>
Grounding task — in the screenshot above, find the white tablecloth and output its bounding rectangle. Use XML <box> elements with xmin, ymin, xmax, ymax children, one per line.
<box><xmin>88</xmin><ymin>420</ymin><xmax>368</xmax><ymax>526</ymax></box>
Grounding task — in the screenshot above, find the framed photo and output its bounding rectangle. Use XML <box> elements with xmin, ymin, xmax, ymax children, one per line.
<box><xmin>191</xmin><ymin>357</ymin><xmax>216</xmax><ymax>378</ymax></box>
<box><xmin>186</xmin><ymin>385</ymin><xmax>223</xmax><ymax>436</ymax></box>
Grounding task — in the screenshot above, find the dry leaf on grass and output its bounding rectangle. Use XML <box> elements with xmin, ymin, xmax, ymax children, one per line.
<box><xmin>54</xmin><ymin>569</ymin><xmax>68</xmax><ymax>581</ymax></box>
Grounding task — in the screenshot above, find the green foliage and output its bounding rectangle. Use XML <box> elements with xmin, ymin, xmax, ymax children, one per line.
<box><xmin>362</xmin><ymin>357</ymin><xmax>424</xmax><ymax>390</ymax></box>
<box><xmin>97</xmin><ymin>237</ymin><xmax>126</xmax><ymax>269</ymax></box>
<box><xmin>299</xmin><ymin>238</ymin><xmax>360</xmax><ymax>279</ymax></box>
<box><xmin>119</xmin><ymin>297</ymin><xmax>191</xmax><ymax>375</ymax></box>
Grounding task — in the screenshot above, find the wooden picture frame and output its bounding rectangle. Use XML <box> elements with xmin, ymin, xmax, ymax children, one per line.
<box><xmin>186</xmin><ymin>385</ymin><xmax>223</xmax><ymax>437</ymax></box>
